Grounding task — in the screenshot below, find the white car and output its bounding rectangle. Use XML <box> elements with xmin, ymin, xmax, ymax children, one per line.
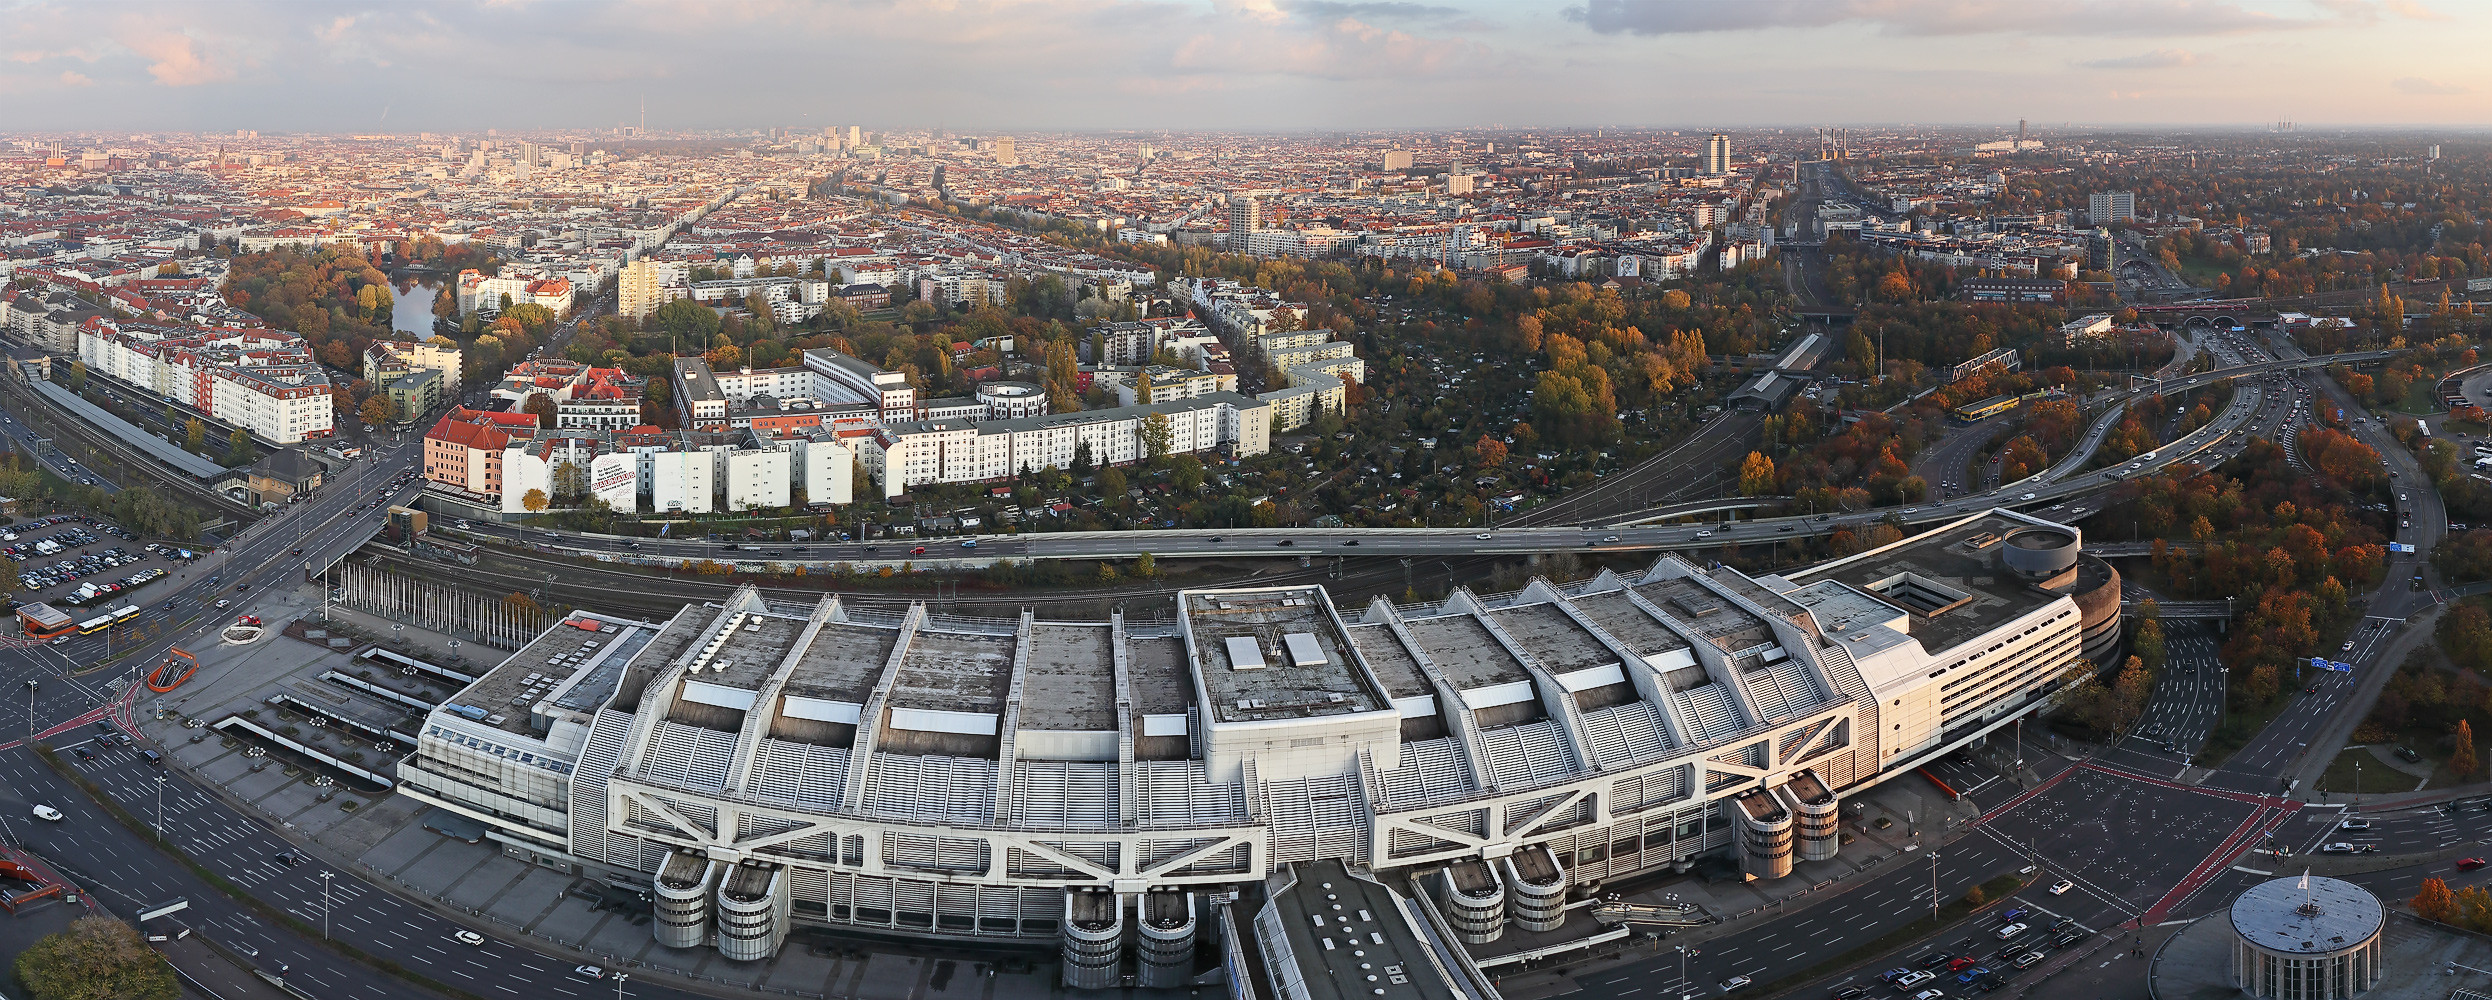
<box><xmin>1997</xmin><ymin>922</ymin><xmax>2028</xmax><ymax>939</ymax></box>
<box><xmin>31</xmin><ymin>804</ymin><xmax>62</xmax><ymax>822</ymax></box>
<box><xmin>2021</xmin><ymin>493</ymin><xmax>2037</xmax><ymax>500</ymax></box>
<box><xmin>452</xmin><ymin>929</ymin><xmax>485</xmax><ymax>946</ymax></box>
<box><xmin>1694</xmin><ymin>529</ymin><xmax>1713</xmax><ymax>538</ymax></box>
<box><xmin>2048</xmin><ymin>879</ymin><xmax>2073</xmax><ymax>895</ymax></box>
<box><xmin>1473</xmin><ymin>533</ymin><xmax>1492</xmax><ymax>541</ymax></box>
<box><xmin>572</xmin><ymin>965</ymin><xmax>605</xmax><ymax>980</ymax></box>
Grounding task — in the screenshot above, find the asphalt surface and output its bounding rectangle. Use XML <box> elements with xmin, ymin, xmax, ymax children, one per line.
<box><xmin>451</xmin><ymin>349</ymin><xmax>2393</xmax><ymax>571</ymax></box>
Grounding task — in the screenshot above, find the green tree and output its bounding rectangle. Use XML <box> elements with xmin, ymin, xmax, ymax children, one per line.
<box><xmin>522</xmin><ymin>392</ymin><xmax>558</xmax><ymax>429</ymax></box>
<box><xmin>224</xmin><ymin>428</ymin><xmax>255</xmax><ymax>467</ymax></box>
<box><xmin>183</xmin><ymin>417</ymin><xmax>204</xmax><ymax>453</ymax></box>
<box><xmin>12</xmin><ymin>916</ymin><xmax>178</xmax><ymax>1000</ymax></box>
<box><xmin>1141</xmin><ymin>413</ymin><xmax>1173</xmax><ymax>463</ymax></box>
<box><xmin>650</xmin><ymin>297</ymin><xmax>722</xmax><ymax>347</ymax></box>
<box><xmin>1098</xmin><ymin>464</ymin><xmax>1128</xmax><ymax>504</ymax></box>
<box><xmin>1135</xmin><ymin>552</ymin><xmax>1157</xmax><ymax>578</ymax></box>
<box><xmin>66</xmin><ymin>360</ymin><xmax>86</xmax><ymax>392</ymax></box>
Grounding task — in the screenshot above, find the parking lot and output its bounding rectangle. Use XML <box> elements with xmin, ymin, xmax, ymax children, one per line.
<box><xmin>3</xmin><ymin>514</ymin><xmax>204</xmax><ymax>616</ymax></box>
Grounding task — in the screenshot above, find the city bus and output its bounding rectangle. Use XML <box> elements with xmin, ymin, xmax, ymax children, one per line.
<box><xmin>76</xmin><ymin>605</ymin><xmax>141</xmax><ymax>635</ymax></box>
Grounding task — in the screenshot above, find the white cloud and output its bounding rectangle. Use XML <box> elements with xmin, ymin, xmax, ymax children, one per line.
<box><xmin>2392</xmin><ymin>75</ymin><xmax>2467</xmax><ymax>94</ymax></box>
<box><xmin>2078</xmin><ymin>48</ymin><xmax>2200</xmax><ymax>69</ymax></box>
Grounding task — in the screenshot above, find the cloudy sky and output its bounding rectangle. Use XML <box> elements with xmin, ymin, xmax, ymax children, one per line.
<box><xmin>0</xmin><ymin>0</ymin><xmax>2481</xmax><ymax>133</ymax></box>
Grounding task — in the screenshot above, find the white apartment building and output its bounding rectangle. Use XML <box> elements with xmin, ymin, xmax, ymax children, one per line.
<box><xmin>78</xmin><ymin>320</ymin><xmax>335</xmax><ymax>444</ymax></box>
<box><xmin>862</xmin><ymin>393</ymin><xmax>1270</xmax><ymax>497</ymax></box>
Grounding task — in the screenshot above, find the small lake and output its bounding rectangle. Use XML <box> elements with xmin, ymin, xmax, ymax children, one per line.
<box><xmin>390</xmin><ymin>280</ymin><xmax>444</xmax><ymax>338</ymax></box>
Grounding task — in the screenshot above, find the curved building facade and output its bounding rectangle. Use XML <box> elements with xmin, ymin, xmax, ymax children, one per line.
<box><xmin>2230</xmin><ymin>875</ymin><xmax>2384</xmax><ymax>1000</ymax></box>
<box><xmin>395</xmin><ymin>510</ymin><xmax>2108</xmax><ymax>978</ymax></box>
<box><xmin>976</xmin><ymin>381</ymin><xmax>1050</xmax><ymax>420</ymax></box>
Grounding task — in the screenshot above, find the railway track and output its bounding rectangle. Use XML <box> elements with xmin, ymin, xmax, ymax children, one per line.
<box><xmin>1508</xmin><ymin>410</ymin><xmax>1764</xmax><ymax>527</ymax></box>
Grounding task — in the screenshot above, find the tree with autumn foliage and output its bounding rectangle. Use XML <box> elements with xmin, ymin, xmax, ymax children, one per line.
<box><xmin>2416</xmin><ymin>877</ymin><xmax>2458</xmax><ymax>924</ymax></box>
<box><xmin>1473</xmin><ymin>435</ymin><xmax>1508</xmax><ymax>470</ymax></box>
<box><xmin>2456</xmin><ymin>719</ymin><xmax>2479</xmax><ymax>779</ymax></box>
<box><xmin>1738</xmin><ymin>451</ymin><xmax>1777</xmax><ymax>496</ymax></box>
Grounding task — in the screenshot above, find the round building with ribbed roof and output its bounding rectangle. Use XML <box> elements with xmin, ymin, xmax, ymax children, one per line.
<box><xmin>2230</xmin><ymin>875</ymin><xmax>2383</xmax><ymax>999</ymax></box>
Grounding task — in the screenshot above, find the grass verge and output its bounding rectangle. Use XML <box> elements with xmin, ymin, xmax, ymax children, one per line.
<box><xmin>2197</xmin><ymin>692</ymin><xmax>2295</xmax><ymax>770</ymax></box>
<box><xmin>33</xmin><ymin>743</ymin><xmax>491</xmax><ymax>1000</ymax></box>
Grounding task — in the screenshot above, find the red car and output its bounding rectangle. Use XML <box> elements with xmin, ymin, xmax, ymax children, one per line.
<box><xmin>1947</xmin><ymin>957</ymin><xmax>1978</xmax><ymax>972</ymax></box>
<box><xmin>2459</xmin><ymin>858</ymin><xmax>2487</xmax><ymax>872</ymax></box>
<box><xmin>909</xmin><ymin>546</ymin><xmax>927</xmax><ymax>555</ymax></box>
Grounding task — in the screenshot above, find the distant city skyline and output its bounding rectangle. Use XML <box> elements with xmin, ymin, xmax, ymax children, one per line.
<box><xmin>0</xmin><ymin>0</ymin><xmax>2485</xmax><ymax>133</ymax></box>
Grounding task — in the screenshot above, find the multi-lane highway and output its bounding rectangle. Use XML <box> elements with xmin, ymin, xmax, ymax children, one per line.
<box><xmin>451</xmin><ymin>350</ymin><xmax>2397</xmax><ymax>570</ymax></box>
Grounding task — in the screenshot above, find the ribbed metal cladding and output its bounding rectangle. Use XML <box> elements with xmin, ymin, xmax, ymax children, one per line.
<box><xmin>1061</xmin><ymin>890</ymin><xmax>1125</xmax><ymax>990</ymax></box>
<box><xmin>1502</xmin><ymin>844</ymin><xmax>1568</xmax><ymax>933</ymax></box>
<box><xmin>1733</xmin><ymin>787</ymin><xmax>1794</xmax><ymax>880</ymax></box>
<box><xmin>1135</xmin><ymin>891</ymin><xmax>1197</xmax><ymax>988</ymax></box>
<box><xmin>1438</xmin><ymin>859</ymin><xmax>1506</xmax><ymax>944</ymax></box>
<box><xmin>1782</xmin><ymin>770</ymin><xmax>1843</xmax><ymax>863</ymax></box>
<box><xmin>713</xmin><ymin>862</ymin><xmax>790</xmax><ymax>962</ymax></box>
<box><xmin>651</xmin><ymin>851</ymin><xmax>717</xmax><ymax>950</ymax></box>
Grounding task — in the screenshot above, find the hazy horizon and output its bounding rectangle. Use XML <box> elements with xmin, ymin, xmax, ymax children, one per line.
<box><xmin>0</xmin><ymin>0</ymin><xmax>2485</xmax><ymax>133</ymax></box>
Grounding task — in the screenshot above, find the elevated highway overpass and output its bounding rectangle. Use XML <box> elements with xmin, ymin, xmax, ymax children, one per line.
<box><xmin>434</xmin><ymin>347</ymin><xmax>2393</xmax><ymax>570</ymax></box>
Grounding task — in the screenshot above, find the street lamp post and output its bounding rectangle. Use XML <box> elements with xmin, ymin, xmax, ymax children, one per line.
<box><xmin>1929</xmin><ymin>851</ymin><xmax>1943</xmax><ymax>923</ymax></box>
<box><xmin>613</xmin><ymin>972</ymin><xmax>629</xmax><ymax>1000</ymax></box>
<box><xmin>319</xmin><ymin>871</ymin><xmax>334</xmax><ymax>940</ymax></box>
<box><xmin>155</xmin><ymin>775</ymin><xmax>167</xmax><ymax>843</ymax></box>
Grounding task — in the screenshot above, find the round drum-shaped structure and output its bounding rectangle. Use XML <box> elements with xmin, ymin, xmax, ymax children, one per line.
<box><xmin>977</xmin><ymin>381</ymin><xmax>1050</xmax><ymax>420</ymax></box>
<box><xmin>2001</xmin><ymin>527</ymin><xmax>2081</xmax><ymax>580</ymax></box>
<box><xmin>2230</xmin><ymin>875</ymin><xmax>2384</xmax><ymax>1000</ymax></box>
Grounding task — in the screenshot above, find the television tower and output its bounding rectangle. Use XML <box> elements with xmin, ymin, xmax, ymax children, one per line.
<box><xmin>639</xmin><ymin>96</ymin><xmax>646</xmax><ymax>134</ymax></box>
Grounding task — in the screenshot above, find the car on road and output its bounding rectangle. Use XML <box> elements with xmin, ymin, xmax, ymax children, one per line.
<box><xmin>452</xmin><ymin>929</ymin><xmax>485</xmax><ymax>946</ymax></box>
<box><xmin>213</xmin><ymin>599</ymin><xmax>230</xmax><ymax>609</ymax></box>
<box><xmin>959</xmin><ymin>539</ymin><xmax>978</xmax><ymax>548</ymax></box>
<box><xmin>2397</xmin><ymin>745</ymin><xmax>2424</xmax><ymax>762</ymax></box>
<box><xmin>1207</xmin><ymin>536</ymin><xmax>1224</xmax><ymax>543</ymax></box>
<box><xmin>2460</xmin><ymin>858</ymin><xmax>2488</xmax><ymax>872</ymax></box>
<box><xmin>30</xmin><ymin>804</ymin><xmax>61</xmax><ymax>821</ymax></box>
<box><xmin>2051</xmin><ymin>929</ymin><xmax>2086</xmax><ymax>947</ymax></box>
<box><xmin>1831</xmin><ymin>987</ymin><xmax>1869</xmax><ymax>1000</ymax></box>
<box><xmin>2012</xmin><ymin>952</ymin><xmax>2046</xmax><ymax>970</ymax></box>
<box><xmin>1602</xmin><ymin>535</ymin><xmax>1620</xmax><ymax>543</ymax></box>
<box><xmin>1895</xmin><ymin>970</ymin><xmax>1937</xmax><ymax>987</ymax></box>
<box><xmin>2048</xmin><ymin>880</ymin><xmax>2074</xmax><ymax>895</ymax></box>
<box><xmin>1474</xmin><ymin>533</ymin><xmax>1492</xmax><ymax>540</ymax></box>
<box><xmin>1955</xmin><ymin>967</ymin><xmax>1990</xmax><ymax>985</ymax></box>
<box><xmin>1912</xmin><ymin>990</ymin><xmax>1947</xmax><ymax>1000</ymax></box>
<box><xmin>1996</xmin><ymin>923</ymin><xmax>2028</xmax><ymax>940</ymax></box>
<box><xmin>2341</xmin><ymin>818</ymin><xmax>2371</xmax><ymax>831</ymax></box>
<box><xmin>908</xmin><ymin>546</ymin><xmax>927</xmax><ymax>555</ymax></box>
<box><xmin>1276</xmin><ymin>539</ymin><xmax>1295</xmax><ymax>546</ymax></box>
<box><xmin>2343</xmin><ymin>640</ymin><xmax>2355</xmax><ymax>652</ymax></box>
<box><xmin>1694</xmin><ymin>529</ymin><xmax>1713</xmax><ymax>538</ymax></box>
<box><xmin>573</xmin><ymin>966</ymin><xmax>605</xmax><ymax>980</ymax></box>
<box><xmin>1947</xmin><ymin>957</ymin><xmax>1979</xmax><ymax>971</ymax></box>
<box><xmin>2021</xmin><ymin>493</ymin><xmax>2037</xmax><ymax>500</ymax></box>
<box><xmin>2320</xmin><ymin>842</ymin><xmax>2355</xmax><ymax>853</ymax></box>
<box><xmin>1914</xmin><ymin>954</ymin><xmax>1952</xmax><ymax>970</ymax></box>
<box><xmin>1720</xmin><ymin>976</ymin><xmax>1751</xmax><ymax>992</ymax></box>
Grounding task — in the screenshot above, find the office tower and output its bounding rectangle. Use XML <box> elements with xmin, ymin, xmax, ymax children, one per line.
<box><xmin>2088</xmin><ymin>191</ymin><xmax>2135</xmax><ymax>224</ymax></box>
<box><xmin>1705</xmin><ymin>133</ymin><xmax>1730</xmax><ymax>175</ymax></box>
<box><xmin>848</xmin><ymin>125</ymin><xmax>862</xmax><ymax>147</ymax></box>
<box><xmin>1226</xmin><ymin>194</ymin><xmax>1260</xmax><ymax>253</ymax></box>
<box><xmin>2018</xmin><ymin>118</ymin><xmax>2028</xmax><ymax>149</ymax></box>
<box><xmin>994</xmin><ymin>136</ymin><xmax>1017</xmax><ymax>166</ymax></box>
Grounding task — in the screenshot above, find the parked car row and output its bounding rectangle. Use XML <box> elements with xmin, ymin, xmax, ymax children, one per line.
<box><xmin>18</xmin><ymin>545</ymin><xmax>146</xmax><ymax>593</ymax></box>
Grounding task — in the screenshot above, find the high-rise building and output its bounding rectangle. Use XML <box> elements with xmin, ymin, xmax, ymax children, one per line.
<box><xmin>617</xmin><ymin>259</ymin><xmax>664</xmax><ymax>321</ymax></box>
<box><xmin>993</xmin><ymin>136</ymin><xmax>1017</xmax><ymax>166</ymax></box>
<box><xmin>847</xmin><ymin>125</ymin><xmax>862</xmax><ymax>147</ymax></box>
<box><xmin>1705</xmin><ymin>133</ymin><xmax>1731</xmax><ymax>175</ymax></box>
<box><xmin>2088</xmin><ymin>191</ymin><xmax>2136</xmax><ymax>224</ymax></box>
<box><xmin>2089</xmin><ymin>228</ymin><xmax>2118</xmax><ymax>272</ymax></box>
<box><xmin>1381</xmin><ymin>149</ymin><xmax>1414</xmax><ymax>171</ymax></box>
<box><xmin>1227</xmin><ymin>194</ymin><xmax>1260</xmax><ymax>254</ymax></box>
